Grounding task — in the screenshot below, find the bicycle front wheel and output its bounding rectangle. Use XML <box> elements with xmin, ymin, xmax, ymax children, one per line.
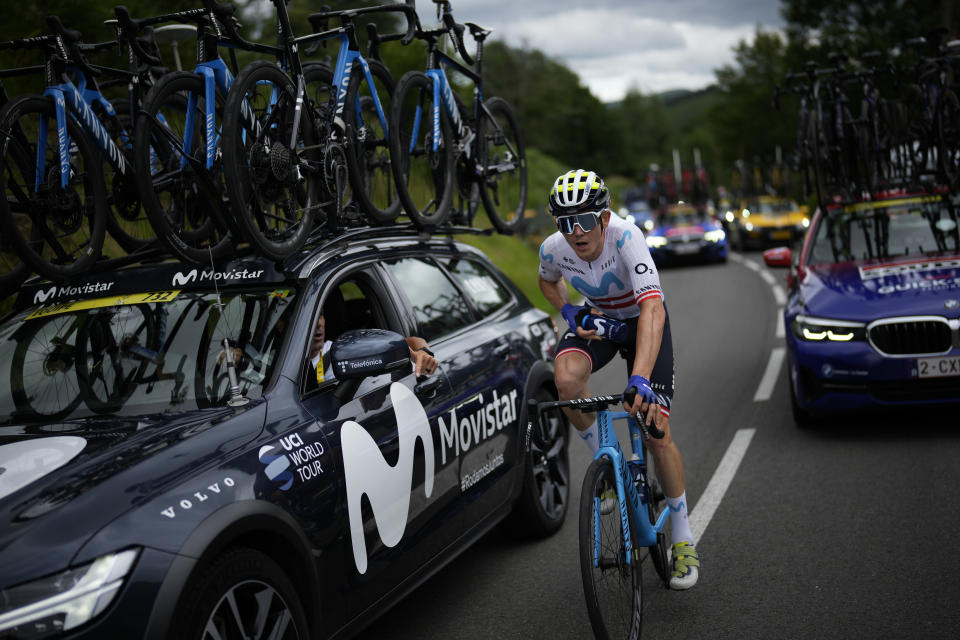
<box><xmin>579</xmin><ymin>456</ymin><xmax>643</xmax><ymax>640</ymax></box>
<box><xmin>134</xmin><ymin>71</ymin><xmax>234</xmax><ymax>264</ymax></box>
<box><xmin>222</xmin><ymin>60</ymin><xmax>320</xmax><ymax>261</ymax></box>
<box><xmin>344</xmin><ymin>58</ymin><xmax>400</xmax><ymax>224</ymax></box>
<box><xmin>477</xmin><ymin>96</ymin><xmax>526</xmax><ymax>234</ymax></box>
<box><xmin>388</xmin><ymin>70</ymin><xmax>453</xmax><ymax>228</ymax></box>
<box><xmin>0</xmin><ymin>95</ymin><xmax>107</xmax><ymax>280</ymax></box>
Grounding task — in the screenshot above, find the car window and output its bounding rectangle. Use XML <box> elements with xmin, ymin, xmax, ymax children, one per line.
<box><xmin>0</xmin><ymin>287</ymin><xmax>297</xmax><ymax>424</ymax></box>
<box><xmin>807</xmin><ymin>199</ymin><xmax>960</xmax><ymax>265</ymax></box>
<box><xmin>384</xmin><ymin>258</ymin><xmax>473</xmax><ymax>341</ymax></box>
<box><xmin>442</xmin><ymin>258</ymin><xmax>511</xmax><ymax>316</ymax></box>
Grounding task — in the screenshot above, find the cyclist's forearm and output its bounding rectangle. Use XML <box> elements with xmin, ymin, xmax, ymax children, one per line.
<box><xmin>539</xmin><ymin>275</ymin><xmax>570</xmax><ymax>311</ymax></box>
<box><xmin>630</xmin><ymin>298</ymin><xmax>664</xmax><ymax>378</ymax></box>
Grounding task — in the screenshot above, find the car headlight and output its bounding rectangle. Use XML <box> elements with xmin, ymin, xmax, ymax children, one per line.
<box><xmin>0</xmin><ymin>549</ymin><xmax>139</xmax><ymax>638</ymax></box>
<box><xmin>626</xmin><ymin>214</ymin><xmax>636</xmax><ymax>225</ymax></box>
<box><xmin>643</xmin><ymin>220</ymin><xmax>654</xmax><ymax>231</ymax></box>
<box><xmin>792</xmin><ymin>315</ymin><xmax>866</xmax><ymax>342</ymax></box>
<box><xmin>801</xmin><ymin>217</ymin><xmax>810</xmax><ymax>228</ymax></box>
<box><xmin>646</xmin><ymin>236</ymin><xmax>667</xmax><ymax>248</ymax></box>
<box><xmin>724</xmin><ymin>210</ymin><xmax>734</xmax><ymax>223</ymax></box>
<box><xmin>703</xmin><ymin>229</ymin><xmax>725</xmax><ymax>242</ymax></box>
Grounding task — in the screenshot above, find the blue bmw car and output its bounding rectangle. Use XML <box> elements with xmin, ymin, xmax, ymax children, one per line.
<box><xmin>764</xmin><ymin>191</ymin><xmax>960</xmax><ymax>424</ymax></box>
<box><xmin>645</xmin><ymin>203</ymin><xmax>727</xmax><ymax>265</ymax></box>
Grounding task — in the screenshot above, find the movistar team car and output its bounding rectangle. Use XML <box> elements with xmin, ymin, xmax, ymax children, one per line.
<box><xmin>763</xmin><ymin>191</ymin><xmax>960</xmax><ymax>425</ymax></box>
<box><xmin>731</xmin><ymin>195</ymin><xmax>809</xmax><ymax>250</ymax></box>
<box><xmin>619</xmin><ymin>200</ymin><xmax>655</xmax><ymax>233</ymax></box>
<box><xmin>0</xmin><ymin>228</ymin><xmax>566</xmax><ymax>639</ymax></box>
<box><xmin>645</xmin><ymin>202</ymin><xmax>727</xmax><ymax>265</ymax></box>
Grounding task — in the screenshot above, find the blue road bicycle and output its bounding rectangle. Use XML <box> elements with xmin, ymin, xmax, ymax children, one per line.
<box><xmin>532</xmin><ymin>394</ymin><xmax>671</xmax><ymax>640</ymax></box>
<box><xmin>0</xmin><ymin>14</ymin><xmax>166</xmax><ymax>280</ymax></box>
<box><xmin>132</xmin><ymin>0</ymin><xmax>289</xmax><ymax>266</ymax></box>
<box><xmin>388</xmin><ymin>0</ymin><xmax>526</xmax><ymax>233</ymax></box>
<box><xmin>221</xmin><ymin>0</ymin><xmax>418</xmax><ymax>259</ymax></box>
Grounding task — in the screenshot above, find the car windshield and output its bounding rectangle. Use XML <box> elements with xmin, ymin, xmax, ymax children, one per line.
<box><xmin>0</xmin><ymin>287</ymin><xmax>297</xmax><ymax>425</ymax></box>
<box><xmin>660</xmin><ymin>207</ymin><xmax>705</xmax><ymax>226</ymax></box>
<box><xmin>806</xmin><ymin>196</ymin><xmax>960</xmax><ymax>265</ymax></box>
<box><xmin>747</xmin><ymin>200</ymin><xmax>797</xmax><ymax>215</ymax></box>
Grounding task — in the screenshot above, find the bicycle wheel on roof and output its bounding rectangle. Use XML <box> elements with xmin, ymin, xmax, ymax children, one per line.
<box><xmin>0</xmin><ymin>94</ymin><xmax>106</xmax><ymax>280</ymax></box>
<box><xmin>388</xmin><ymin>70</ymin><xmax>454</xmax><ymax>229</ymax></box>
<box><xmin>134</xmin><ymin>71</ymin><xmax>234</xmax><ymax>265</ymax></box>
<box><xmin>222</xmin><ymin>60</ymin><xmax>320</xmax><ymax>261</ymax></box>
<box><xmin>477</xmin><ymin>96</ymin><xmax>526</xmax><ymax>234</ymax></box>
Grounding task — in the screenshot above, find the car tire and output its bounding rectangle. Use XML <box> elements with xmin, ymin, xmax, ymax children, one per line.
<box><xmin>169</xmin><ymin>547</ymin><xmax>310</xmax><ymax>640</ymax></box>
<box><xmin>503</xmin><ymin>387</ymin><xmax>570</xmax><ymax>538</ymax></box>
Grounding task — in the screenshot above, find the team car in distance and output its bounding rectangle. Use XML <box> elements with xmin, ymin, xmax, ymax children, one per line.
<box><xmin>0</xmin><ymin>227</ymin><xmax>567</xmax><ymax>639</ymax></box>
<box><xmin>644</xmin><ymin>202</ymin><xmax>727</xmax><ymax>265</ymax></box>
<box><xmin>730</xmin><ymin>195</ymin><xmax>809</xmax><ymax>250</ymax></box>
<box><xmin>763</xmin><ymin>191</ymin><xmax>960</xmax><ymax>425</ymax></box>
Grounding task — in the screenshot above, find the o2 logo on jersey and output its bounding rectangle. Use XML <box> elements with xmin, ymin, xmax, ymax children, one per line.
<box><xmin>634</xmin><ymin>262</ymin><xmax>650</xmax><ymax>275</ymax></box>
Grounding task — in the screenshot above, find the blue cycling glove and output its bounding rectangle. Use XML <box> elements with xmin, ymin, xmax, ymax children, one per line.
<box><xmin>624</xmin><ymin>374</ymin><xmax>657</xmax><ymax>406</ymax></box>
<box><xmin>561</xmin><ymin>303</ymin><xmax>585</xmax><ymax>334</ymax></box>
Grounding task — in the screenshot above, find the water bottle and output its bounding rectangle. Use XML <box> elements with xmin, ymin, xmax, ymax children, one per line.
<box><xmin>576</xmin><ymin>308</ymin><xmax>628</xmax><ymax>343</ymax></box>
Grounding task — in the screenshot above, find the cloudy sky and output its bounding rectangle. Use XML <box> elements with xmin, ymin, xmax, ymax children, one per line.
<box><xmin>440</xmin><ymin>0</ymin><xmax>785</xmax><ymax>101</ymax></box>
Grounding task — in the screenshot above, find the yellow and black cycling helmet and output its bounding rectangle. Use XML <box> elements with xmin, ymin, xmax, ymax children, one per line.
<box><xmin>548</xmin><ymin>169</ymin><xmax>610</xmax><ymax>217</ymax></box>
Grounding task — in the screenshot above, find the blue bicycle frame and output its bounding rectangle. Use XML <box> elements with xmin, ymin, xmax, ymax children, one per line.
<box><xmin>182</xmin><ymin>57</ymin><xmax>234</xmax><ymax>171</ymax></box>
<box><xmin>593</xmin><ymin>409</ymin><xmax>670</xmax><ymax>567</ymax></box>
<box><xmin>40</xmin><ymin>69</ymin><xmax>130</xmax><ymax>190</ymax></box>
<box><xmin>298</xmin><ymin>29</ymin><xmax>390</xmax><ymax>143</ymax></box>
<box><xmin>414</xmin><ymin>50</ymin><xmax>482</xmax><ymax>156</ymax></box>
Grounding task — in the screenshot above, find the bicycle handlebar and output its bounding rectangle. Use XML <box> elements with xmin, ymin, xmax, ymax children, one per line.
<box><xmin>47</xmin><ymin>16</ymin><xmax>102</xmax><ymax>78</ymax></box>
<box><xmin>307</xmin><ymin>0</ymin><xmax>419</xmax><ymax>47</ymax></box>
<box><xmin>114</xmin><ymin>7</ymin><xmax>163</xmax><ymax>66</ymax></box>
<box><xmin>531</xmin><ymin>392</ymin><xmax>666</xmax><ymax>439</ymax></box>
<box><xmin>440</xmin><ymin>8</ymin><xmax>474</xmax><ymax>65</ymax></box>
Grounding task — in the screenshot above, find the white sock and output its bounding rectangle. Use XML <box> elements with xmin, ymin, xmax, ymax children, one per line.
<box><xmin>667</xmin><ymin>492</ymin><xmax>694</xmax><ymax>545</ymax></box>
<box><xmin>577</xmin><ymin>420</ymin><xmax>599</xmax><ymax>454</ymax></box>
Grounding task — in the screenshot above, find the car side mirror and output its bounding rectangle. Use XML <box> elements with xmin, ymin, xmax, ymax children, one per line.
<box><xmin>330</xmin><ymin>329</ymin><xmax>410</xmax><ymax>381</ymax></box>
<box><xmin>762</xmin><ymin>246</ymin><xmax>792</xmax><ymax>267</ymax></box>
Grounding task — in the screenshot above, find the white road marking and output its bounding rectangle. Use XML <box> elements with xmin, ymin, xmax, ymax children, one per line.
<box><xmin>760</xmin><ymin>270</ymin><xmax>776</xmax><ymax>285</ymax></box>
<box><xmin>772</xmin><ymin>284</ymin><xmax>786</xmax><ymax>305</ymax></box>
<box><xmin>690</xmin><ymin>428</ymin><xmax>756</xmax><ymax>543</ymax></box>
<box><xmin>776</xmin><ymin>308</ymin><xmax>785</xmax><ymax>338</ymax></box>
<box><xmin>753</xmin><ymin>347</ymin><xmax>786</xmax><ymax>401</ymax></box>
<box><xmin>743</xmin><ymin>259</ymin><xmax>761</xmax><ymax>272</ymax></box>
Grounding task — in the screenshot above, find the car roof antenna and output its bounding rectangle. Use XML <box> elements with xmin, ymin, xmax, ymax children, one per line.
<box><xmin>208</xmin><ymin>248</ymin><xmax>250</xmax><ymax>407</ymax></box>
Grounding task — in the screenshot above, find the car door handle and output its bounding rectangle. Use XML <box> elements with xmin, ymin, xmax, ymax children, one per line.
<box><xmin>415</xmin><ymin>375</ymin><xmax>442</xmax><ymax>395</ymax></box>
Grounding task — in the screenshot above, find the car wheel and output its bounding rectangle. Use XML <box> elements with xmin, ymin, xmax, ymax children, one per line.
<box><xmin>504</xmin><ymin>387</ymin><xmax>570</xmax><ymax>538</ymax></box>
<box><xmin>170</xmin><ymin>548</ymin><xmax>310</xmax><ymax>640</ymax></box>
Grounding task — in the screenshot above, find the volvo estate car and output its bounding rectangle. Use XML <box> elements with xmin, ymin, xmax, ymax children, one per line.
<box><xmin>0</xmin><ymin>227</ymin><xmax>568</xmax><ymax>639</ymax></box>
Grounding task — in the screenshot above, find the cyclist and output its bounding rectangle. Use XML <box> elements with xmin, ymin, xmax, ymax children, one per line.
<box><xmin>538</xmin><ymin>169</ymin><xmax>700</xmax><ymax>590</ymax></box>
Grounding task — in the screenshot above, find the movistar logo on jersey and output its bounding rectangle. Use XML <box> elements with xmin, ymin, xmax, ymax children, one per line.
<box><xmin>171</xmin><ymin>268</ymin><xmax>265</xmax><ymax>287</ymax></box>
<box><xmin>341</xmin><ymin>383</ymin><xmax>435</xmax><ymax>574</ymax></box>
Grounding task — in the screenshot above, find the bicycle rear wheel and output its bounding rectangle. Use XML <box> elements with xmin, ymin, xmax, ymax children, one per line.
<box><xmin>640</xmin><ymin>442</ymin><xmax>671</xmax><ymax>587</ymax></box>
<box><xmin>579</xmin><ymin>456</ymin><xmax>643</xmax><ymax>640</ymax></box>
<box><xmin>222</xmin><ymin>60</ymin><xmax>320</xmax><ymax>261</ymax></box>
<box><xmin>134</xmin><ymin>71</ymin><xmax>234</xmax><ymax>265</ymax></box>
<box><xmin>477</xmin><ymin>96</ymin><xmax>526</xmax><ymax>234</ymax></box>
<box><xmin>0</xmin><ymin>95</ymin><xmax>107</xmax><ymax>281</ymax></box>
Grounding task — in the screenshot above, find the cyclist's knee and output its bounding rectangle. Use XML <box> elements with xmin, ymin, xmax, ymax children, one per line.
<box><xmin>554</xmin><ymin>352</ymin><xmax>590</xmax><ymax>400</ymax></box>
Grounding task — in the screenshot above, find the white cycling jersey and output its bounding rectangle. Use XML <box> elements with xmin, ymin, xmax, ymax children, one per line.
<box><xmin>538</xmin><ymin>214</ymin><xmax>663</xmax><ymax>320</ymax></box>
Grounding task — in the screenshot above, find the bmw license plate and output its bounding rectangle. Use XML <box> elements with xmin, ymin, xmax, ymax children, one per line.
<box><xmin>915</xmin><ymin>355</ymin><xmax>960</xmax><ymax>378</ymax></box>
<box><xmin>674</xmin><ymin>243</ymin><xmax>699</xmax><ymax>255</ymax></box>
